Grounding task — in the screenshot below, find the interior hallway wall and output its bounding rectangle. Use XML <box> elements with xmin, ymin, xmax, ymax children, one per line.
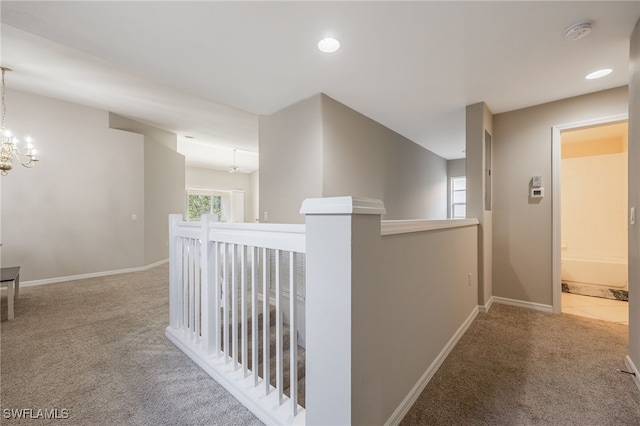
<box><xmin>259</xmin><ymin>95</ymin><xmax>323</xmax><ymax>224</ymax></box>
<box><xmin>466</xmin><ymin>103</ymin><xmax>493</xmax><ymax>307</ymax></box>
<box><xmin>142</xmin><ymin>140</ymin><xmax>185</xmax><ymax>264</ymax></box>
<box><xmin>492</xmin><ymin>86</ymin><xmax>628</xmax><ymax>306</ymax></box>
<box><xmin>1</xmin><ymin>90</ymin><xmax>145</xmax><ymax>281</ymax></box>
<box><xmin>321</xmin><ymin>94</ymin><xmax>447</xmax><ymax>220</ymax></box>
<box><xmin>109</xmin><ymin>113</ymin><xmax>185</xmax><ymax>265</ymax></box>
<box><xmin>628</xmin><ymin>16</ymin><xmax>640</xmax><ymax>379</ymax></box>
<box><xmin>259</xmin><ymin>93</ymin><xmax>448</xmax><ymax>223</ymax></box>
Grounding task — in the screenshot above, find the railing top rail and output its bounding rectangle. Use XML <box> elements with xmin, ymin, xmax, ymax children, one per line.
<box><xmin>174</xmin><ymin>220</ymin><xmax>304</xmax><ymax>234</ymax></box>
<box><xmin>174</xmin><ymin>220</ymin><xmax>199</xmax><ymax>228</ymax></box>
<box><xmin>381</xmin><ymin>218</ymin><xmax>479</xmax><ymax>236</ymax></box>
<box><xmin>208</xmin><ymin>224</ymin><xmax>306</xmax><ymax>253</ymax></box>
<box><xmin>171</xmin><ymin>217</ymin><xmax>306</xmax><ymax>253</ymax></box>
<box><xmin>208</xmin><ymin>222</ymin><xmax>305</xmax><ymax>235</ymax></box>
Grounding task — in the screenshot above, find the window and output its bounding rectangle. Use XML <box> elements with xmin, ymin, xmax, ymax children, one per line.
<box><xmin>451</xmin><ymin>177</ymin><xmax>466</xmax><ymax>219</ymax></box>
<box><xmin>186</xmin><ymin>188</ymin><xmax>245</xmax><ymax>222</ymax></box>
<box><xmin>188</xmin><ymin>193</ymin><xmax>222</xmax><ymax>221</ymax></box>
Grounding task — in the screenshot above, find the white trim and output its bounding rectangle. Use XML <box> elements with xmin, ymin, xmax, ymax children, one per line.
<box><xmin>381</xmin><ymin>218</ymin><xmax>478</xmax><ymax>236</ymax></box>
<box><xmin>384</xmin><ymin>306</ymin><xmax>479</xmax><ymax>426</ymax></box>
<box><xmin>299</xmin><ymin>196</ymin><xmax>387</xmax><ymax>215</ymax></box>
<box><xmin>479</xmin><ymin>296</ymin><xmax>495</xmax><ymax>313</ymax></box>
<box><xmin>551</xmin><ymin>113</ymin><xmax>628</xmax><ymax>315</ymax></box>
<box><xmin>20</xmin><ymin>259</ymin><xmax>169</xmax><ymax>288</ymax></box>
<box><xmin>492</xmin><ymin>296</ymin><xmax>553</xmax><ymax>313</ymax></box>
<box><xmin>625</xmin><ymin>356</ymin><xmax>640</xmax><ymax>393</ymax></box>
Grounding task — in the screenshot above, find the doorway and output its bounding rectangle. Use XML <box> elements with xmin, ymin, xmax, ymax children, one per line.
<box><xmin>552</xmin><ymin>114</ymin><xmax>629</xmax><ymax>324</ymax></box>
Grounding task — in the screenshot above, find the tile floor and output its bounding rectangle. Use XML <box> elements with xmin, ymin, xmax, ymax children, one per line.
<box><xmin>561</xmin><ymin>292</ymin><xmax>628</xmax><ymax>325</ymax></box>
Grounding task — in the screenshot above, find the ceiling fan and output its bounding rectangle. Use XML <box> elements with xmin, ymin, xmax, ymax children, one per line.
<box><xmin>229</xmin><ymin>149</ymin><xmax>240</xmax><ymax>173</ymax></box>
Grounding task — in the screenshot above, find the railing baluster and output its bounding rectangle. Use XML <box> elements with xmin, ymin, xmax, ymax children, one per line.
<box><xmin>263</xmin><ymin>247</ymin><xmax>270</xmax><ymax>395</ymax></box>
<box><xmin>213</xmin><ymin>241</ymin><xmax>221</xmax><ymax>355</ymax></box>
<box><xmin>251</xmin><ymin>246</ymin><xmax>259</xmax><ymax>386</ymax></box>
<box><xmin>182</xmin><ymin>239</ymin><xmax>188</xmax><ymax>330</ymax></box>
<box><xmin>201</xmin><ymin>239</ymin><xmax>214</xmax><ymax>354</ymax></box>
<box><xmin>195</xmin><ymin>238</ymin><xmax>201</xmax><ymax>339</ymax></box>
<box><xmin>276</xmin><ymin>250</ymin><xmax>283</xmax><ymax>404</ymax></box>
<box><xmin>190</xmin><ymin>239</ymin><xmax>196</xmax><ymax>335</ymax></box>
<box><xmin>200</xmin><ymin>216</ymin><xmax>214</xmax><ymax>354</ymax></box>
<box><xmin>290</xmin><ymin>251</ymin><xmax>298</xmax><ymax>414</ymax></box>
<box><xmin>223</xmin><ymin>242</ymin><xmax>229</xmax><ymax>361</ymax></box>
<box><xmin>232</xmin><ymin>244</ymin><xmax>238</xmax><ymax>368</ymax></box>
<box><xmin>241</xmin><ymin>245</ymin><xmax>248</xmax><ymax>377</ymax></box>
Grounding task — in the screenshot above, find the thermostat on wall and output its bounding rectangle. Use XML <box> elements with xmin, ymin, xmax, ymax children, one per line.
<box><xmin>532</xmin><ymin>176</ymin><xmax>542</xmax><ymax>187</ymax></box>
<box><xmin>530</xmin><ymin>187</ymin><xmax>544</xmax><ymax>198</ymax></box>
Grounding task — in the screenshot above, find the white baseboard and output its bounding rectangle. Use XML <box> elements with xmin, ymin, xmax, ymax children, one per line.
<box><xmin>491</xmin><ymin>296</ymin><xmax>553</xmax><ymax>313</ymax></box>
<box><xmin>479</xmin><ymin>296</ymin><xmax>495</xmax><ymax>313</ymax></box>
<box><xmin>20</xmin><ymin>259</ymin><xmax>169</xmax><ymax>288</ymax></box>
<box><xmin>384</xmin><ymin>305</ymin><xmax>480</xmax><ymax>426</ymax></box>
<box><xmin>625</xmin><ymin>356</ymin><xmax>640</xmax><ymax>393</ymax></box>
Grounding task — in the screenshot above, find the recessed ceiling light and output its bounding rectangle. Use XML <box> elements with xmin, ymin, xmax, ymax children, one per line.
<box><xmin>184</xmin><ymin>135</ymin><xmax>195</xmax><ymax>139</ymax></box>
<box><xmin>317</xmin><ymin>37</ymin><xmax>340</xmax><ymax>53</ymax></box>
<box><xmin>585</xmin><ymin>68</ymin><xmax>613</xmax><ymax>80</ymax></box>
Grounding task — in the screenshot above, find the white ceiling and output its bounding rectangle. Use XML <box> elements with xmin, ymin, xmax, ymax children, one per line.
<box><xmin>1</xmin><ymin>1</ymin><xmax>639</xmax><ymax>172</ymax></box>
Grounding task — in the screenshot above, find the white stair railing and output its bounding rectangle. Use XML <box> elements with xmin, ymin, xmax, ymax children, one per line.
<box><xmin>168</xmin><ymin>197</ymin><xmax>480</xmax><ymax>426</ymax></box>
<box><xmin>166</xmin><ymin>215</ymin><xmax>306</xmax><ymax>425</ymax></box>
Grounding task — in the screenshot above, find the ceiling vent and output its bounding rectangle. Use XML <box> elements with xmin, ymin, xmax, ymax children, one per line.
<box><xmin>564</xmin><ymin>21</ymin><xmax>592</xmax><ymax>41</ymax></box>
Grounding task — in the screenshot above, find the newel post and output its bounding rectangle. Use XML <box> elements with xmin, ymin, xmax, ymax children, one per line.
<box><xmin>200</xmin><ymin>214</ymin><xmax>216</xmax><ymax>354</ymax></box>
<box><xmin>301</xmin><ymin>196</ymin><xmax>386</xmax><ymax>426</ymax></box>
<box><xmin>168</xmin><ymin>214</ymin><xmax>183</xmax><ymax>329</ymax></box>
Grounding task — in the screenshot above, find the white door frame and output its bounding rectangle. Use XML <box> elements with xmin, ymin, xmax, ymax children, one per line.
<box><xmin>551</xmin><ymin>113</ymin><xmax>629</xmax><ymax>314</ymax></box>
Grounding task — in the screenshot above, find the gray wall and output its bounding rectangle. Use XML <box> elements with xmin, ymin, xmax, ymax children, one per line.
<box><xmin>1</xmin><ymin>90</ymin><xmax>145</xmax><ymax>281</ymax></box>
<box><xmin>322</xmin><ymin>95</ymin><xmax>447</xmax><ymax>220</ymax></box>
<box><xmin>492</xmin><ymin>86</ymin><xmax>628</xmax><ymax>305</ymax></box>
<box><xmin>380</xmin><ymin>224</ymin><xmax>478</xmax><ymax>422</ymax></box>
<box><xmin>143</xmin><ymin>140</ymin><xmax>185</xmax><ymax>264</ymax></box>
<box><xmin>466</xmin><ymin>103</ymin><xmax>493</xmax><ymax>307</ymax></box>
<box><xmin>629</xmin><ymin>18</ymin><xmax>640</xmax><ymax>375</ymax></box>
<box><xmin>259</xmin><ymin>95</ymin><xmax>323</xmax><ymax>224</ymax></box>
<box><xmin>447</xmin><ymin>158</ymin><xmax>465</xmax><ymax>177</ymax></box>
<box><xmin>109</xmin><ymin>113</ymin><xmax>185</xmax><ymax>265</ymax></box>
<box><xmin>259</xmin><ymin>93</ymin><xmax>448</xmax><ymax>222</ymax></box>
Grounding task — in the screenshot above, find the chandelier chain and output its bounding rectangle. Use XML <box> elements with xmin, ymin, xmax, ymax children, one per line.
<box><xmin>1</xmin><ymin>67</ymin><xmax>6</xmax><ymax>135</ymax></box>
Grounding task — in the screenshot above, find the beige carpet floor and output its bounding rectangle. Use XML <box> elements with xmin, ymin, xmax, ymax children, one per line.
<box><xmin>401</xmin><ymin>303</ymin><xmax>640</xmax><ymax>425</ymax></box>
<box><xmin>1</xmin><ymin>263</ymin><xmax>262</xmax><ymax>425</ymax></box>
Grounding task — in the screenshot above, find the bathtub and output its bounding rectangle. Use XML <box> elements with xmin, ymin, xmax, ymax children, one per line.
<box><xmin>561</xmin><ymin>257</ymin><xmax>628</xmax><ymax>291</ymax></box>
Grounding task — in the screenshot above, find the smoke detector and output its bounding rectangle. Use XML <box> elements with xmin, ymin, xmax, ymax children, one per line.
<box><xmin>564</xmin><ymin>21</ymin><xmax>592</xmax><ymax>41</ymax></box>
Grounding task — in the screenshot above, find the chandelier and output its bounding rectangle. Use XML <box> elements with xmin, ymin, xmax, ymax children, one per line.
<box><xmin>1</xmin><ymin>67</ymin><xmax>38</xmax><ymax>176</ymax></box>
